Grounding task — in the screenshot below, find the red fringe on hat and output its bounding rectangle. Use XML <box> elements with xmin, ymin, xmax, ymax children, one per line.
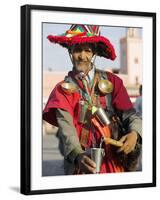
<box><xmin>47</xmin><ymin>35</ymin><xmax>116</xmax><ymax>60</ymax></box>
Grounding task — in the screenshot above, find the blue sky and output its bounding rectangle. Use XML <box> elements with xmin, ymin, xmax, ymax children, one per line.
<box><xmin>43</xmin><ymin>23</ymin><xmax>142</xmax><ymax>71</ymax></box>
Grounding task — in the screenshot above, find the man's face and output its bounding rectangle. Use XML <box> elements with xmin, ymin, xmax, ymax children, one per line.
<box><xmin>71</xmin><ymin>43</ymin><xmax>94</xmax><ymax>74</ymax></box>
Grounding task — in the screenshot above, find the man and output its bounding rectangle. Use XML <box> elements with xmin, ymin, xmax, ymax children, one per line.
<box><xmin>43</xmin><ymin>24</ymin><xmax>142</xmax><ymax>174</ymax></box>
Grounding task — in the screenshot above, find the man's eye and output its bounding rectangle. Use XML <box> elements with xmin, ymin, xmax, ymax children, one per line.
<box><xmin>73</xmin><ymin>48</ymin><xmax>81</xmax><ymax>53</ymax></box>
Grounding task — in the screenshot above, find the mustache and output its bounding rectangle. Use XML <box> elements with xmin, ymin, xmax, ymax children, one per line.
<box><xmin>76</xmin><ymin>60</ymin><xmax>90</xmax><ymax>64</ymax></box>
<box><xmin>77</xmin><ymin>57</ymin><xmax>90</xmax><ymax>62</ymax></box>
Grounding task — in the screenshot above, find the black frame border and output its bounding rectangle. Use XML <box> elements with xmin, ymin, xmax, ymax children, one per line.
<box><xmin>20</xmin><ymin>4</ymin><xmax>156</xmax><ymax>195</ymax></box>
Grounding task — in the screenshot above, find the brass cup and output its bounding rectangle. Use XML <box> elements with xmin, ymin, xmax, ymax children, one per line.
<box><xmin>98</xmin><ymin>80</ymin><xmax>113</xmax><ymax>94</ymax></box>
<box><xmin>61</xmin><ymin>82</ymin><xmax>78</xmax><ymax>94</ymax></box>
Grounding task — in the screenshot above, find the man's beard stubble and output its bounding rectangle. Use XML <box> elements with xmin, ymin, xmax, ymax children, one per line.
<box><xmin>74</xmin><ymin>61</ymin><xmax>92</xmax><ymax>74</ymax></box>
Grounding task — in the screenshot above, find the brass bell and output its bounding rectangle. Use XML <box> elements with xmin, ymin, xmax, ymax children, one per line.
<box><xmin>98</xmin><ymin>79</ymin><xmax>113</xmax><ymax>94</ymax></box>
<box><xmin>61</xmin><ymin>82</ymin><xmax>78</xmax><ymax>94</ymax></box>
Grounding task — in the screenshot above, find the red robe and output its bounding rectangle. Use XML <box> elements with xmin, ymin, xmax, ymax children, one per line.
<box><xmin>43</xmin><ymin>71</ymin><xmax>133</xmax><ymax>173</ymax></box>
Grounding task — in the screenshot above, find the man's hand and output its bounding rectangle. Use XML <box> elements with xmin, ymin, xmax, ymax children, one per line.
<box><xmin>75</xmin><ymin>153</ymin><xmax>96</xmax><ymax>174</ymax></box>
<box><xmin>117</xmin><ymin>131</ymin><xmax>138</xmax><ymax>154</ymax></box>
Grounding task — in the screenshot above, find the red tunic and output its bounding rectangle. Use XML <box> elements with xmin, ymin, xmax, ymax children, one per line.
<box><xmin>43</xmin><ymin>71</ymin><xmax>133</xmax><ymax>173</ymax></box>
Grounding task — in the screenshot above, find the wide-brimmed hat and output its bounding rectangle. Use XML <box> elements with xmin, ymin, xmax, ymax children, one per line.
<box><xmin>47</xmin><ymin>24</ymin><xmax>116</xmax><ymax>60</ymax></box>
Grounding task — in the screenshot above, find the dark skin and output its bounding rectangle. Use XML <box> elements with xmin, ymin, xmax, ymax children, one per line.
<box><xmin>117</xmin><ymin>131</ymin><xmax>138</xmax><ymax>154</ymax></box>
<box><xmin>71</xmin><ymin>43</ymin><xmax>95</xmax><ymax>74</ymax></box>
<box><xmin>76</xmin><ymin>153</ymin><xmax>96</xmax><ymax>174</ymax></box>
<box><xmin>71</xmin><ymin>44</ymin><xmax>138</xmax><ymax>173</ymax></box>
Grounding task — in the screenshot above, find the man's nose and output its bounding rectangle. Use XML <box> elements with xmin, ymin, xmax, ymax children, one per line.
<box><xmin>78</xmin><ymin>51</ymin><xmax>86</xmax><ymax>60</ymax></box>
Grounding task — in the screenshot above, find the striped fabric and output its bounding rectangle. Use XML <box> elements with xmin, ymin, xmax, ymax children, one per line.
<box><xmin>70</xmin><ymin>24</ymin><xmax>100</xmax><ymax>36</ymax></box>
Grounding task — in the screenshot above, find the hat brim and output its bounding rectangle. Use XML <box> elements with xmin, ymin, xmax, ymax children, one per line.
<box><xmin>47</xmin><ymin>35</ymin><xmax>116</xmax><ymax>60</ymax></box>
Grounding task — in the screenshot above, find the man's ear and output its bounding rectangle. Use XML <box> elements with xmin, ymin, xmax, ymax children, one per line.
<box><xmin>92</xmin><ymin>53</ymin><xmax>97</xmax><ymax>60</ymax></box>
<box><xmin>93</xmin><ymin>53</ymin><xmax>97</xmax><ymax>56</ymax></box>
<box><xmin>68</xmin><ymin>48</ymin><xmax>72</xmax><ymax>54</ymax></box>
<box><xmin>91</xmin><ymin>54</ymin><xmax>97</xmax><ymax>63</ymax></box>
<box><xmin>69</xmin><ymin>44</ymin><xmax>76</xmax><ymax>54</ymax></box>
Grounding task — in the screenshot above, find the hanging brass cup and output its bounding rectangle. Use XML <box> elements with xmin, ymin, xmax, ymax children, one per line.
<box><xmin>61</xmin><ymin>82</ymin><xmax>78</xmax><ymax>94</ymax></box>
<box><xmin>98</xmin><ymin>80</ymin><xmax>113</xmax><ymax>94</ymax></box>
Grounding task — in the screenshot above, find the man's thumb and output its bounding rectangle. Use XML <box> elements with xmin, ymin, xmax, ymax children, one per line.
<box><xmin>119</xmin><ymin>135</ymin><xmax>127</xmax><ymax>143</ymax></box>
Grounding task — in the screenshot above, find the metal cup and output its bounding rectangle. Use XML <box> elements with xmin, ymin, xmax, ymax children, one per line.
<box><xmin>91</xmin><ymin>148</ymin><xmax>105</xmax><ymax>173</ymax></box>
<box><xmin>78</xmin><ymin>100</ymin><xmax>88</xmax><ymax>124</ymax></box>
<box><xmin>94</xmin><ymin>107</ymin><xmax>111</xmax><ymax>126</ymax></box>
<box><xmin>61</xmin><ymin>82</ymin><xmax>78</xmax><ymax>94</ymax></box>
<box><xmin>98</xmin><ymin>79</ymin><xmax>113</xmax><ymax>94</ymax></box>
